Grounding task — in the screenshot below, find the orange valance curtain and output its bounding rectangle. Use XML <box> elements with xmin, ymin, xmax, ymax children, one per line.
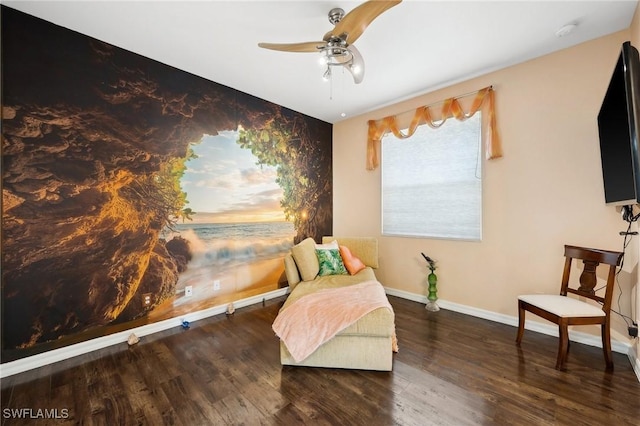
<box><xmin>366</xmin><ymin>86</ymin><xmax>502</xmax><ymax>170</ymax></box>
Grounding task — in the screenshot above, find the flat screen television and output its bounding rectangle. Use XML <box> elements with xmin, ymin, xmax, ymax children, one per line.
<box><xmin>598</xmin><ymin>41</ymin><xmax>640</xmax><ymax>206</ymax></box>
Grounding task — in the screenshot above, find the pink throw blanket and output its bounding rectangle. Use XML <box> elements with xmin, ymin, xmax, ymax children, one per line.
<box><xmin>272</xmin><ymin>280</ymin><xmax>396</xmax><ymax>362</ymax></box>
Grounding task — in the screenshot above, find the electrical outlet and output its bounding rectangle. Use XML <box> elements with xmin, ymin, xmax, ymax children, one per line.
<box><xmin>185</xmin><ymin>286</ymin><xmax>193</xmax><ymax>297</ymax></box>
<box><xmin>629</xmin><ymin>325</ymin><xmax>638</xmax><ymax>338</ymax></box>
<box><xmin>213</xmin><ymin>280</ymin><xmax>221</xmax><ymax>291</ymax></box>
<box><xmin>142</xmin><ymin>293</ymin><xmax>152</xmax><ymax>307</ymax></box>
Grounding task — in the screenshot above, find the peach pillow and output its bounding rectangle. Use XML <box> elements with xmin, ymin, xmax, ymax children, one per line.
<box><xmin>339</xmin><ymin>245</ymin><xmax>366</xmax><ymax>275</ymax></box>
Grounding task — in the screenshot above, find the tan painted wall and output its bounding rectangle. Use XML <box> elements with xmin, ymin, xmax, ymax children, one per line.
<box><xmin>333</xmin><ymin>30</ymin><xmax>637</xmax><ymax>349</ymax></box>
<box><xmin>632</xmin><ymin>4</ymin><xmax>640</xmax><ymax>43</ymax></box>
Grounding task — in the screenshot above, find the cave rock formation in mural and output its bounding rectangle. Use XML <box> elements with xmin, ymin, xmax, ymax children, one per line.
<box><xmin>1</xmin><ymin>6</ymin><xmax>332</xmax><ymax>361</ymax></box>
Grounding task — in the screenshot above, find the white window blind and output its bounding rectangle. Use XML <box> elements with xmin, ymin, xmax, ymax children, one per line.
<box><xmin>381</xmin><ymin>113</ymin><xmax>482</xmax><ymax>240</ymax></box>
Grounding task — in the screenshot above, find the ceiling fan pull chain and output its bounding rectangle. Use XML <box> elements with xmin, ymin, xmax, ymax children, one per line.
<box><xmin>329</xmin><ymin>72</ymin><xmax>333</xmax><ymax>100</ymax></box>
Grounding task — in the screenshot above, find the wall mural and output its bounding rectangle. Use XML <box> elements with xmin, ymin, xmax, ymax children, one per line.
<box><xmin>1</xmin><ymin>7</ymin><xmax>333</xmax><ymax>362</ymax></box>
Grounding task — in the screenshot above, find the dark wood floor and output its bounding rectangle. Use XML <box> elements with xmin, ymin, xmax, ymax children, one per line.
<box><xmin>1</xmin><ymin>295</ymin><xmax>639</xmax><ymax>425</ymax></box>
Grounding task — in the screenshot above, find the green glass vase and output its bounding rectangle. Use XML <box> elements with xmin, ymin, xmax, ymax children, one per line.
<box><xmin>425</xmin><ymin>271</ymin><xmax>439</xmax><ymax>311</ymax></box>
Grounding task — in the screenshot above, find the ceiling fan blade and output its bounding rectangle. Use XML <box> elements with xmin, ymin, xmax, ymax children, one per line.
<box><xmin>346</xmin><ymin>45</ymin><xmax>365</xmax><ymax>84</ymax></box>
<box><xmin>326</xmin><ymin>0</ymin><xmax>401</xmax><ymax>44</ymax></box>
<box><xmin>258</xmin><ymin>41</ymin><xmax>327</xmax><ymax>53</ymax></box>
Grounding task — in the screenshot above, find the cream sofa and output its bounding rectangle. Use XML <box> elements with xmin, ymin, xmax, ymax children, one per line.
<box><xmin>279</xmin><ymin>236</ymin><xmax>395</xmax><ymax>371</ymax></box>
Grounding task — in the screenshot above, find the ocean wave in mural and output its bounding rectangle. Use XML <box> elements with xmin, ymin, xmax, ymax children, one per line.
<box><xmin>1</xmin><ymin>6</ymin><xmax>332</xmax><ymax>361</ymax></box>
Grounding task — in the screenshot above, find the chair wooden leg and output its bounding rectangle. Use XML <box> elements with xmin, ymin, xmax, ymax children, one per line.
<box><xmin>556</xmin><ymin>321</ymin><xmax>569</xmax><ymax>370</ymax></box>
<box><xmin>602</xmin><ymin>322</ymin><xmax>614</xmax><ymax>370</ymax></box>
<box><xmin>516</xmin><ymin>302</ymin><xmax>525</xmax><ymax>345</ymax></box>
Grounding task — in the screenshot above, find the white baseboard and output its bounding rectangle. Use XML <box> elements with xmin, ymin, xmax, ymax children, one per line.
<box><xmin>384</xmin><ymin>287</ymin><xmax>638</xmax><ymax>370</ymax></box>
<box><xmin>631</xmin><ymin>345</ymin><xmax>640</xmax><ymax>382</ymax></box>
<box><xmin>4</xmin><ymin>286</ymin><xmax>638</xmax><ymax>384</ymax></box>
<box><xmin>0</xmin><ymin>288</ymin><xmax>289</xmax><ymax>379</ymax></box>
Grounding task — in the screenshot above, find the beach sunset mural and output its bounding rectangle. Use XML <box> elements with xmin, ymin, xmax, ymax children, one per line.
<box><xmin>1</xmin><ymin>6</ymin><xmax>332</xmax><ymax>361</ymax></box>
<box><xmin>162</xmin><ymin>131</ymin><xmax>297</xmax><ymax>314</ymax></box>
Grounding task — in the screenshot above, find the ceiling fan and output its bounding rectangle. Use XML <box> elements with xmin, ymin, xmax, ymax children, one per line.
<box><xmin>258</xmin><ymin>0</ymin><xmax>402</xmax><ymax>84</ymax></box>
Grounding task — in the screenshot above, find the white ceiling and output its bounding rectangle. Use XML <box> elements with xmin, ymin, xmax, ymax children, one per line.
<box><xmin>4</xmin><ymin>1</ymin><xmax>638</xmax><ymax>123</ymax></box>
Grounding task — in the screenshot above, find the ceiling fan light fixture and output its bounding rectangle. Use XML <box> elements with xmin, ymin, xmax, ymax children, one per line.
<box><xmin>318</xmin><ymin>43</ymin><xmax>360</xmax><ymax>82</ymax></box>
<box><xmin>321</xmin><ymin>43</ymin><xmax>352</xmax><ymax>65</ymax></box>
<box><xmin>322</xmin><ymin>67</ymin><xmax>332</xmax><ymax>81</ymax></box>
<box><xmin>345</xmin><ymin>45</ymin><xmax>364</xmax><ymax>84</ymax></box>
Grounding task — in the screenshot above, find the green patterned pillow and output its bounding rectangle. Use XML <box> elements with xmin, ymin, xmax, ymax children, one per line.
<box><xmin>316</xmin><ymin>248</ymin><xmax>348</xmax><ymax>276</ymax></box>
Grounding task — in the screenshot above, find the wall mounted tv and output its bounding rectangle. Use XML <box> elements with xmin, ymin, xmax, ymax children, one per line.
<box><xmin>598</xmin><ymin>41</ymin><xmax>640</xmax><ymax>206</ymax></box>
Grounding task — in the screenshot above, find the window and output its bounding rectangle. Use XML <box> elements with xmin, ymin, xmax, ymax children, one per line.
<box><xmin>381</xmin><ymin>113</ymin><xmax>482</xmax><ymax>240</ymax></box>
